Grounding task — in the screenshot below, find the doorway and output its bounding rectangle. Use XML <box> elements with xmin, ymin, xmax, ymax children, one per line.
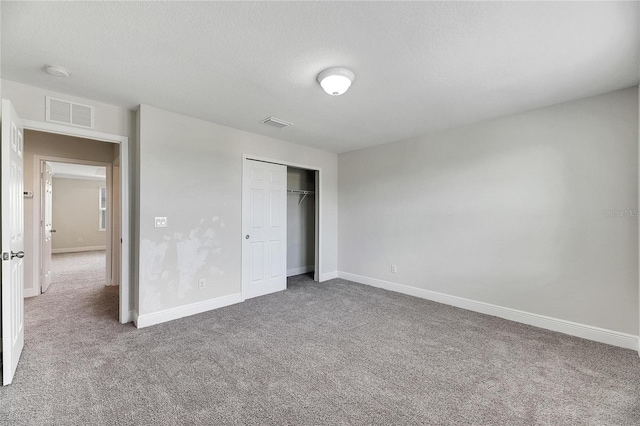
<box><xmin>21</xmin><ymin>123</ymin><xmax>130</xmax><ymax>324</ymax></box>
<box><xmin>1</xmin><ymin>101</ymin><xmax>130</xmax><ymax>385</ymax></box>
<box><xmin>286</xmin><ymin>167</ymin><xmax>316</xmax><ymax>278</ymax></box>
<box><xmin>241</xmin><ymin>156</ymin><xmax>321</xmax><ymax>300</ymax></box>
<box><xmin>40</xmin><ymin>161</ymin><xmax>111</xmax><ymax>294</ymax></box>
<box><xmin>24</xmin><ymin>133</ymin><xmax>118</xmax><ymax>301</ymax></box>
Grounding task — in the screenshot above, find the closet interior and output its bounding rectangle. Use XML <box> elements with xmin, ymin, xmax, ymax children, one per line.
<box><xmin>286</xmin><ymin>167</ymin><xmax>316</xmax><ymax>278</ymax></box>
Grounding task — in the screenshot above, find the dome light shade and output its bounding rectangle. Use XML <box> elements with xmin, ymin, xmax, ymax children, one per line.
<box><xmin>317</xmin><ymin>67</ymin><xmax>355</xmax><ymax>96</ymax></box>
<box><xmin>45</xmin><ymin>65</ymin><xmax>71</xmax><ymax>77</ymax></box>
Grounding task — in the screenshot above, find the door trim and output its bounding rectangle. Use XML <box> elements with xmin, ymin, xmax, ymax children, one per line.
<box><xmin>22</xmin><ymin>119</ymin><xmax>131</xmax><ymax>324</ymax></box>
<box><xmin>241</xmin><ymin>154</ymin><xmax>322</xmax><ymax>301</ymax></box>
<box><xmin>32</xmin><ymin>156</ymin><xmax>113</xmax><ymax>296</ymax></box>
<box><xmin>39</xmin><ymin>161</ymin><xmax>53</xmax><ymax>293</ymax></box>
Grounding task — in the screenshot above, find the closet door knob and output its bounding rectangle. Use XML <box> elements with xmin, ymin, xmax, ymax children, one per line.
<box><xmin>245</xmin><ymin>235</ymin><xmax>250</xmax><ymax>239</ymax></box>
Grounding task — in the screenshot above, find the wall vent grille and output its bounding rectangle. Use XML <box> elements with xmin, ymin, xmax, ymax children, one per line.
<box><xmin>46</xmin><ymin>96</ymin><xmax>94</xmax><ymax>129</ymax></box>
<box><xmin>261</xmin><ymin>116</ymin><xmax>293</xmax><ymax>129</ymax></box>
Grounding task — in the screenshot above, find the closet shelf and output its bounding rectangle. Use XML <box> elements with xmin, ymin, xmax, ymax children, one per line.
<box><xmin>287</xmin><ymin>189</ymin><xmax>314</xmax><ymax>205</ymax></box>
<box><xmin>287</xmin><ymin>189</ymin><xmax>314</xmax><ymax>195</ymax></box>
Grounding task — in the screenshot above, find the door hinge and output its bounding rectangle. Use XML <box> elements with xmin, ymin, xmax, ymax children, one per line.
<box><xmin>2</xmin><ymin>252</ymin><xmax>9</xmax><ymax>261</ymax></box>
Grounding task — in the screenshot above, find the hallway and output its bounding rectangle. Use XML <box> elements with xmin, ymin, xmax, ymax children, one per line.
<box><xmin>47</xmin><ymin>250</ymin><xmax>107</xmax><ymax>293</ymax></box>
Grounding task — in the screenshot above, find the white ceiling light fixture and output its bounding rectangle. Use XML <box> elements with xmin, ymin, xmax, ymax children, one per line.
<box><xmin>317</xmin><ymin>67</ymin><xmax>355</xmax><ymax>96</ymax></box>
<box><xmin>45</xmin><ymin>64</ymin><xmax>71</xmax><ymax>77</ymax></box>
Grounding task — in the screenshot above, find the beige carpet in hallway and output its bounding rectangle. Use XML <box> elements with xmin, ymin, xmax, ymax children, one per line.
<box><xmin>47</xmin><ymin>250</ymin><xmax>107</xmax><ymax>293</ymax></box>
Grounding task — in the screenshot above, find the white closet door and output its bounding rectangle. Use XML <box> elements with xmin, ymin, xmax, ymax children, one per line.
<box><xmin>242</xmin><ymin>159</ymin><xmax>287</xmax><ymax>299</ymax></box>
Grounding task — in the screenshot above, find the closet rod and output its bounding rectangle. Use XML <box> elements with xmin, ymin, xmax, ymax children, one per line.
<box><xmin>287</xmin><ymin>189</ymin><xmax>315</xmax><ymax>194</ymax></box>
<box><xmin>287</xmin><ymin>189</ymin><xmax>315</xmax><ymax>205</ymax></box>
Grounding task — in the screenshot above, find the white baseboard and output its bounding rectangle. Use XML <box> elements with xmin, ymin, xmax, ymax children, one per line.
<box><xmin>135</xmin><ymin>293</ymin><xmax>242</xmax><ymax>329</ymax></box>
<box><xmin>23</xmin><ymin>287</ymin><xmax>39</xmax><ymax>298</ymax></box>
<box><xmin>287</xmin><ymin>265</ymin><xmax>314</xmax><ymax>277</ymax></box>
<box><xmin>319</xmin><ymin>271</ymin><xmax>338</xmax><ymax>282</ymax></box>
<box><xmin>131</xmin><ymin>310</ymin><xmax>139</xmax><ymax>326</ymax></box>
<box><xmin>338</xmin><ymin>272</ymin><xmax>639</xmax><ymax>351</ymax></box>
<box><xmin>52</xmin><ymin>245</ymin><xmax>106</xmax><ymax>254</ymax></box>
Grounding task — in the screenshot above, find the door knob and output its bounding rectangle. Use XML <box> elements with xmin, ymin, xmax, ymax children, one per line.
<box><xmin>51</xmin><ymin>229</ymin><xmax>57</xmax><ymax>233</ymax></box>
<box><xmin>245</xmin><ymin>235</ymin><xmax>250</xmax><ymax>239</ymax></box>
<box><xmin>11</xmin><ymin>251</ymin><xmax>25</xmax><ymax>259</ymax></box>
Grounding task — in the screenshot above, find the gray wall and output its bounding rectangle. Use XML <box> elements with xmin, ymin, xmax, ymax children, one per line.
<box><xmin>287</xmin><ymin>168</ymin><xmax>315</xmax><ymax>275</ymax></box>
<box><xmin>339</xmin><ymin>87</ymin><xmax>639</xmax><ymax>335</ymax></box>
<box><xmin>138</xmin><ymin>105</ymin><xmax>338</xmax><ymax>316</ymax></box>
<box><xmin>52</xmin><ymin>177</ymin><xmax>107</xmax><ymax>251</ymax></box>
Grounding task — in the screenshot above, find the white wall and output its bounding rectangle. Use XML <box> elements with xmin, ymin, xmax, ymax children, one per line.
<box><xmin>137</xmin><ymin>105</ymin><xmax>338</xmax><ymax>317</ymax></box>
<box><xmin>339</xmin><ymin>87</ymin><xmax>639</xmax><ymax>336</ymax></box>
<box><xmin>52</xmin><ymin>177</ymin><xmax>107</xmax><ymax>252</ymax></box>
<box><xmin>287</xmin><ymin>168</ymin><xmax>315</xmax><ymax>275</ymax></box>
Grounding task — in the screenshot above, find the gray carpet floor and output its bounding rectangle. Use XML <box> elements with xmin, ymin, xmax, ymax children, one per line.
<box><xmin>1</xmin><ymin>274</ymin><xmax>639</xmax><ymax>425</ymax></box>
<box><xmin>47</xmin><ymin>250</ymin><xmax>106</xmax><ymax>293</ymax></box>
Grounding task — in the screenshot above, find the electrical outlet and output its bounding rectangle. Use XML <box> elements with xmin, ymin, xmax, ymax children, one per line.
<box><xmin>198</xmin><ymin>278</ymin><xmax>206</xmax><ymax>290</ymax></box>
<box><xmin>78</xmin><ymin>237</ymin><xmax>83</xmax><ymax>243</ymax></box>
<box><xmin>155</xmin><ymin>217</ymin><xmax>167</xmax><ymax>228</ymax></box>
<box><xmin>391</xmin><ymin>264</ymin><xmax>397</xmax><ymax>273</ymax></box>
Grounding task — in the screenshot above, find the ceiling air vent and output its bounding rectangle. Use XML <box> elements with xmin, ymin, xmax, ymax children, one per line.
<box><xmin>261</xmin><ymin>116</ymin><xmax>293</xmax><ymax>129</ymax></box>
<box><xmin>46</xmin><ymin>96</ymin><xmax>94</xmax><ymax>129</ymax></box>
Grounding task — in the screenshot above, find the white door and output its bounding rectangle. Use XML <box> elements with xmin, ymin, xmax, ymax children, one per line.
<box><xmin>242</xmin><ymin>159</ymin><xmax>287</xmax><ymax>299</ymax></box>
<box><xmin>41</xmin><ymin>162</ymin><xmax>53</xmax><ymax>293</ymax></box>
<box><xmin>1</xmin><ymin>99</ymin><xmax>25</xmax><ymax>385</ymax></box>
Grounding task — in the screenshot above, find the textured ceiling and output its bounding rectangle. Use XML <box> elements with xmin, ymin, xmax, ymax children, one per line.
<box><xmin>2</xmin><ymin>2</ymin><xmax>638</xmax><ymax>153</ymax></box>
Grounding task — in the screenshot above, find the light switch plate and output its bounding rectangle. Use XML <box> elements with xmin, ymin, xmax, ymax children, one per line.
<box><xmin>155</xmin><ymin>217</ymin><xmax>167</xmax><ymax>228</ymax></box>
